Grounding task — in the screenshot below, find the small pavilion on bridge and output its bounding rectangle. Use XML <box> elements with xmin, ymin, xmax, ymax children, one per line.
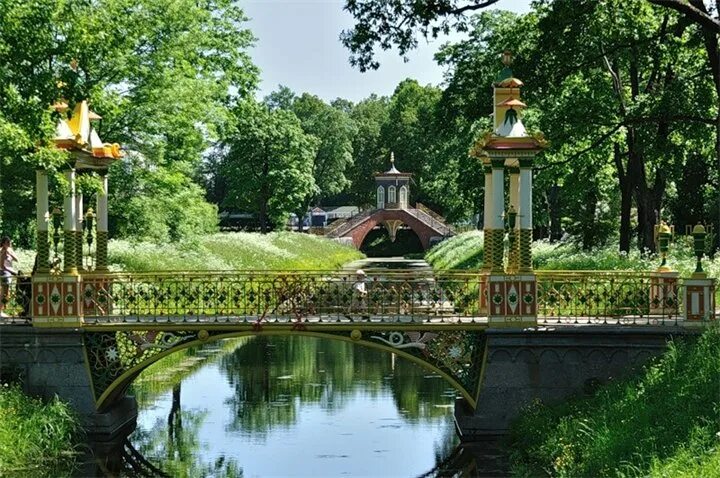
<box><xmin>325</xmin><ymin>153</ymin><xmax>454</xmax><ymax>248</ymax></box>
<box><xmin>374</xmin><ymin>152</ymin><xmax>411</xmax><ymax>210</ymax></box>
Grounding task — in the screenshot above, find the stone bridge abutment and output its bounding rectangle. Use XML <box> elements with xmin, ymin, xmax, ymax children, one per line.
<box><xmin>0</xmin><ymin>327</ymin><xmax>137</xmax><ymax>438</ymax></box>
<box><xmin>454</xmin><ymin>327</ymin><xmax>695</xmax><ymax>440</ymax></box>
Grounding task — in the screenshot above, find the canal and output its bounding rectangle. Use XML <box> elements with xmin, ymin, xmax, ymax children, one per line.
<box><xmin>73</xmin><ymin>259</ymin><xmax>505</xmax><ymax>477</ymax></box>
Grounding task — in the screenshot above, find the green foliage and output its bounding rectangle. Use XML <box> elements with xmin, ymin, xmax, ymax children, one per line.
<box><xmin>426</xmin><ymin>230</ymin><xmax>485</xmax><ymax>270</ymax></box>
<box><xmin>0</xmin><ymin>0</ymin><xmax>258</xmax><ymax>245</ymax></box>
<box><xmin>289</xmin><ymin>92</ymin><xmax>356</xmax><ymax>205</ymax></box>
<box><xmin>111</xmin><ymin>161</ymin><xmax>218</xmax><ymax>243</ymax></box>
<box><xmin>107</xmin><ymin>231</ymin><xmax>363</xmax><ymax>272</ymax></box>
<box><xmin>346</xmin><ymin>95</ymin><xmax>390</xmax><ymax>205</ymax></box>
<box><xmin>341</xmin><ymin>0</ymin><xmax>498</xmax><ymax>71</ymax></box>
<box><xmin>508</xmin><ymin>326</ymin><xmax>720</xmax><ymax>477</ymax></box>
<box><xmin>0</xmin><ymin>384</ymin><xmax>80</xmax><ymax>475</ymax></box>
<box><xmin>216</xmin><ymin>101</ymin><xmax>317</xmax><ymax>232</ymax></box>
<box><xmin>428</xmin><ymin>231</ymin><xmax>720</xmax><ymax>278</ymax></box>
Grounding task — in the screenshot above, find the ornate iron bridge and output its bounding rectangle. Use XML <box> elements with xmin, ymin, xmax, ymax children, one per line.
<box><xmin>2</xmin><ymin>268</ymin><xmax>708</xmax><ymax>415</ymax></box>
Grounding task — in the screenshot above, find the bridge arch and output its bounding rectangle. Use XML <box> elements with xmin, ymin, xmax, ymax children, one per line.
<box><xmin>348</xmin><ymin>209</ymin><xmax>444</xmax><ymax>250</ymax></box>
<box><xmin>88</xmin><ymin>328</ymin><xmax>486</xmax><ymax>413</ymax></box>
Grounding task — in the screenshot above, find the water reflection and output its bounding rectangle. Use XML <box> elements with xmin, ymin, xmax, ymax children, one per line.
<box><xmin>75</xmin><ymin>335</ymin><xmax>510</xmax><ymax>477</ymax></box>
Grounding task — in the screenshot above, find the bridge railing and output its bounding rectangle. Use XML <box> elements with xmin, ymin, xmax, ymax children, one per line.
<box><xmin>78</xmin><ymin>270</ymin><xmax>487</xmax><ymax>325</ymax></box>
<box><xmin>324</xmin><ymin>208</ymin><xmax>376</xmax><ymax>238</ymax></box>
<box><xmin>0</xmin><ymin>273</ymin><xmax>32</xmax><ymax>320</ymax></box>
<box><xmin>535</xmin><ymin>271</ymin><xmax>686</xmax><ymax>326</ymax></box>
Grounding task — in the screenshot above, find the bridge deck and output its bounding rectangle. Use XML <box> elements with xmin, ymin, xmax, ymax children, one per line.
<box><xmin>2</xmin><ymin>269</ymin><xmax>707</xmax><ymax>328</ymax></box>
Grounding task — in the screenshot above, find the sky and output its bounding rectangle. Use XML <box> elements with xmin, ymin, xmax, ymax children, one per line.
<box><xmin>242</xmin><ymin>0</ymin><xmax>533</xmax><ymax>103</ymax></box>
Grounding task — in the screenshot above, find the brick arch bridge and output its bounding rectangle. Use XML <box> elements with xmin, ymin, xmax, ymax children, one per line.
<box><xmin>326</xmin><ymin>205</ymin><xmax>455</xmax><ymax>250</ymax></box>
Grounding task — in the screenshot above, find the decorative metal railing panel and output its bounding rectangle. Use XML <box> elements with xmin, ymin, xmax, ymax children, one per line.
<box><xmin>80</xmin><ymin>271</ymin><xmax>486</xmax><ymax>325</ymax></box>
<box><xmin>0</xmin><ymin>274</ymin><xmax>32</xmax><ymax>321</ymax></box>
<box><xmin>3</xmin><ymin>270</ymin><xmax>708</xmax><ymax>327</ymax></box>
<box><xmin>535</xmin><ymin>271</ymin><xmax>684</xmax><ymax>326</ymax></box>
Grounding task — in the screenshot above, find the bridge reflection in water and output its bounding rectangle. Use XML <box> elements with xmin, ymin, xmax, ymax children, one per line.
<box><xmin>75</xmin><ymin>335</ymin><xmax>492</xmax><ymax>477</ymax></box>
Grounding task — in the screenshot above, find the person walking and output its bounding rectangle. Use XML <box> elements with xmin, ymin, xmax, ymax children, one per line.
<box><xmin>0</xmin><ymin>236</ymin><xmax>18</xmax><ymax>318</ymax></box>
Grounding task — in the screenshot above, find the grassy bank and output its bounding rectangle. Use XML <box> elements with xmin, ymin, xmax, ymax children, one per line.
<box><xmin>508</xmin><ymin>326</ymin><xmax>720</xmax><ymax>477</ymax></box>
<box><xmin>0</xmin><ymin>384</ymin><xmax>80</xmax><ymax>475</ymax></box>
<box><xmin>427</xmin><ymin>230</ymin><xmax>720</xmax><ymax>276</ymax></box>
<box><xmin>107</xmin><ymin>231</ymin><xmax>363</xmax><ymax>271</ymax></box>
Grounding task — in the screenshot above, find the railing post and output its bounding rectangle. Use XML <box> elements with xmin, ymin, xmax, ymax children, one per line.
<box><xmin>683</xmin><ymin>278</ymin><xmax>716</xmax><ymax>326</ymax></box>
<box><xmin>32</xmin><ymin>274</ymin><xmax>84</xmax><ymax>327</ymax></box>
<box><xmin>487</xmin><ymin>274</ymin><xmax>537</xmax><ymax>327</ymax></box>
<box><xmin>682</xmin><ymin>224</ymin><xmax>716</xmax><ymax>327</ymax></box>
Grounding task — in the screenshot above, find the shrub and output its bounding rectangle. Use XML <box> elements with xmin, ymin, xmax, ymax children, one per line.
<box><xmin>0</xmin><ymin>384</ymin><xmax>80</xmax><ymax>474</ymax></box>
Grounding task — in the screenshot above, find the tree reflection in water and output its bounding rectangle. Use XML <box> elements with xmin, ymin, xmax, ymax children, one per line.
<box><xmin>120</xmin><ymin>336</ymin><xmax>472</xmax><ymax>477</ymax></box>
<box><xmin>221</xmin><ymin>336</ymin><xmax>457</xmax><ymax>436</ymax></box>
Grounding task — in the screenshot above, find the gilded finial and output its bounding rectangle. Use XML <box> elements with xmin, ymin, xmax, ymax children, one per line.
<box><xmin>502</xmin><ymin>50</ymin><xmax>513</xmax><ymax>67</ymax></box>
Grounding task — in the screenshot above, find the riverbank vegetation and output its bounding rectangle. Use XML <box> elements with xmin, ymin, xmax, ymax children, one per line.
<box><xmin>0</xmin><ymin>384</ymin><xmax>80</xmax><ymax>475</ymax></box>
<box><xmin>427</xmin><ymin>231</ymin><xmax>720</xmax><ymax>278</ymax></box>
<box><xmin>107</xmin><ymin>232</ymin><xmax>363</xmax><ymax>272</ymax></box>
<box><xmin>508</xmin><ymin>326</ymin><xmax>720</xmax><ymax>477</ymax></box>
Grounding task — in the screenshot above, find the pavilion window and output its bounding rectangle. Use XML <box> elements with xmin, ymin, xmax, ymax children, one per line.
<box><xmin>388</xmin><ymin>186</ymin><xmax>396</xmax><ymax>204</ymax></box>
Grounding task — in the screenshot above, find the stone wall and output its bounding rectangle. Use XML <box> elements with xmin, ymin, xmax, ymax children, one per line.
<box><xmin>0</xmin><ymin>326</ymin><xmax>136</xmax><ymax>438</ymax></box>
<box><xmin>454</xmin><ymin>326</ymin><xmax>697</xmax><ymax>440</ymax></box>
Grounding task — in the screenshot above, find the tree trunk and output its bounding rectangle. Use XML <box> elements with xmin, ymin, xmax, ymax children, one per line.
<box><xmin>168</xmin><ymin>383</ymin><xmax>181</xmax><ymax>444</ymax></box>
<box><xmin>581</xmin><ymin>184</ymin><xmax>598</xmax><ymax>250</ymax></box>
<box><xmin>548</xmin><ymin>183</ymin><xmax>562</xmax><ymax>242</ymax></box>
<box><xmin>615</xmin><ymin>143</ymin><xmax>632</xmax><ymax>253</ymax></box>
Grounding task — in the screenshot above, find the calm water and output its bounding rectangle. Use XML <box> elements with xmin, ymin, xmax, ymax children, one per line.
<box><xmin>131</xmin><ymin>336</ymin><xmax>461</xmax><ymax>477</ymax></box>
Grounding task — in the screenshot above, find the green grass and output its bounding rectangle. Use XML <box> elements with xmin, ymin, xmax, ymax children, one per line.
<box><xmin>108</xmin><ymin>231</ymin><xmax>364</xmax><ymax>271</ymax></box>
<box><xmin>426</xmin><ymin>230</ymin><xmax>485</xmax><ymax>270</ymax></box>
<box><xmin>428</xmin><ymin>231</ymin><xmax>720</xmax><ymax>276</ymax></box>
<box><xmin>0</xmin><ymin>384</ymin><xmax>80</xmax><ymax>475</ymax></box>
<box><xmin>508</xmin><ymin>326</ymin><xmax>720</xmax><ymax>478</ymax></box>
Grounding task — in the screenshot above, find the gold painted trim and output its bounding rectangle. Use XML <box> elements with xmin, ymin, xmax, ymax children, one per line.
<box><xmin>474</xmin><ymin>339</ymin><xmax>490</xmax><ymax>402</ymax></box>
<box><xmin>81</xmin><ymin>323</ymin><xmax>490</xmax><ymax>333</ymax></box>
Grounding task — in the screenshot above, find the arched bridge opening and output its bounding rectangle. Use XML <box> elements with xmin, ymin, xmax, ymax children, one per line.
<box><xmin>85</xmin><ymin>328</ymin><xmax>487</xmax><ymax>413</ymax></box>
<box><xmin>360</xmin><ymin>224</ymin><xmax>424</xmax><ymax>256</ymax></box>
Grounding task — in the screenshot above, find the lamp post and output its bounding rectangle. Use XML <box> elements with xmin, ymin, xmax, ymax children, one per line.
<box><xmin>657</xmin><ymin>222</ymin><xmax>672</xmax><ymax>272</ymax></box>
<box><xmin>692</xmin><ymin>224</ymin><xmax>707</xmax><ymax>278</ymax></box>
<box><xmin>84</xmin><ymin>208</ymin><xmax>95</xmax><ymax>270</ymax></box>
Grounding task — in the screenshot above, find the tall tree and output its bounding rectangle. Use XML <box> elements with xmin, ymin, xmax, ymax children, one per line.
<box><xmin>290</xmin><ymin>93</ymin><xmax>355</xmax><ymax>209</ymax></box>
<box><xmin>0</xmin><ymin>0</ymin><xmax>258</xmax><ymax>243</ymax></box>
<box><xmin>346</xmin><ymin>95</ymin><xmax>390</xmax><ymax>206</ymax></box>
<box><xmin>220</xmin><ymin>101</ymin><xmax>317</xmax><ymax>232</ymax></box>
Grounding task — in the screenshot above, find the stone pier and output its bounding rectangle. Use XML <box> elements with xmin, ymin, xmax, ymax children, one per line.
<box><xmin>454</xmin><ymin>326</ymin><xmax>695</xmax><ymax>440</ymax></box>
<box><xmin>0</xmin><ymin>326</ymin><xmax>137</xmax><ymax>438</ymax></box>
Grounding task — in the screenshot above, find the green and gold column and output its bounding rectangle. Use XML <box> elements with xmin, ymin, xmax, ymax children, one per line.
<box><xmin>36</xmin><ymin>169</ymin><xmax>50</xmax><ymax>272</ymax></box>
<box><xmin>489</xmin><ymin>158</ymin><xmax>506</xmax><ymax>273</ymax></box>
<box><xmin>518</xmin><ymin>158</ymin><xmax>533</xmax><ymax>272</ymax></box>
<box><xmin>482</xmin><ymin>161</ymin><xmax>493</xmax><ymax>272</ymax></box>
<box><xmin>508</xmin><ymin>166</ymin><xmax>520</xmax><ymax>273</ymax></box>
<box><xmin>63</xmin><ymin>168</ymin><xmax>78</xmax><ymax>274</ymax></box>
<box><xmin>95</xmin><ymin>173</ymin><xmax>109</xmax><ymax>271</ymax></box>
<box><xmin>75</xmin><ymin>192</ymin><xmax>84</xmax><ymax>270</ymax></box>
